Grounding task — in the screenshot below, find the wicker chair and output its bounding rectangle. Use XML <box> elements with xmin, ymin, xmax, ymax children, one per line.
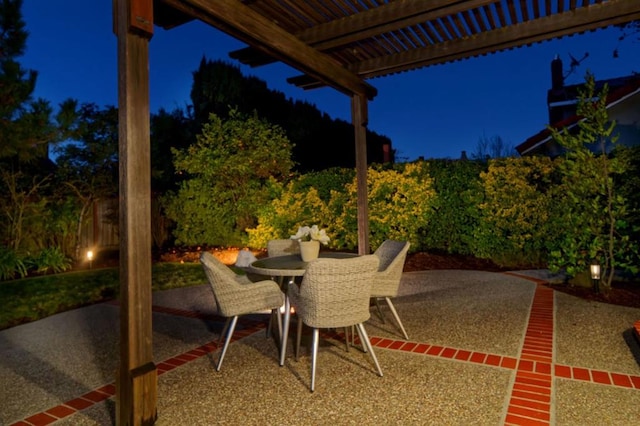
<box><xmin>371</xmin><ymin>240</ymin><xmax>411</xmax><ymax>340</ymax></box>
<box><xmin>267</xmin><ymin>239</ymin><xmax>300</xmax><ymax>257</ymax></box>
<box><xmin>200</xmin><ymin>252</ymin><xmax>284</xmax><ymax>371</ymax></box>
<box><xmin>287</xmin><ymin>255</ymin><xmax>382</xmax><ymax>392</ymax></box>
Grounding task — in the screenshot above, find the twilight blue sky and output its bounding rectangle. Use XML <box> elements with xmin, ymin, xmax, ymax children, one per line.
<box><xmin>21</xmin><ymin>1</ymin><xmax>640</xmax><ymax>160</ymax></box>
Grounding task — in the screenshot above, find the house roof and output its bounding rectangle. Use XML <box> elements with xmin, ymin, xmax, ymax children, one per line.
<box><xmin>153</xmin><ymin>0</ymin><xmax>640</xmax><ymax>100</ymax></box>
<box><xmin>516</xmin><ymin>75</ymin><xmax>640</xmax><ymax>155</ymax></box>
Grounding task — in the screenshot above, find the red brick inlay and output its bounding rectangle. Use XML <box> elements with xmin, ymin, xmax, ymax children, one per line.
<box><xmin>505</xmin><ymin>282</ymin><xmax>554</xmax><ymax>425</ymax></box>
<box><xmin>45</xmin><ymin>404</ymin><xmax>76</xmax><ymax>419</ymax></box>
<box><xmin>22</xmin><ymin>412</ymin><xmax>57</xmax><ymax>426</ymax></box>
<box><xmin>64</xmin><ymin>397</ymin><xmax>94</xmax><ymax>411</ymax></box>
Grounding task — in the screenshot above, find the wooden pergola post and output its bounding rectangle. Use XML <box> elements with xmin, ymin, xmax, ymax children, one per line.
<box><xmin>351</xmin><ymin>93</ymin><xmax>370</xmax><ymax>255</ymax></box>
<box><xmin>114</xmin><ymin>0</ymin><xmax>157</xmax><ymax>424</ymax></box>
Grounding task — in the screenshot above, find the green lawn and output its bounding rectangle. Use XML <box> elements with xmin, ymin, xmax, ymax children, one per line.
<box><xmin>0</xmin><ymin>262</ymin><xmax>207</xmax><ymax>330</ymax></box>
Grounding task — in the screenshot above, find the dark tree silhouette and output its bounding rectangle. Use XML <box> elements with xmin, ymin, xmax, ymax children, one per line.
<box><xmin>190</xmin><ymin>58</ymin><xmax>393</xmax><ymax>172</ymax></box>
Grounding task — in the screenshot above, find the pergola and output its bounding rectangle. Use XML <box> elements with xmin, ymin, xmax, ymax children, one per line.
<box><xmin>112</xmin><ymin>1</ymin><xmax>640</xmax><ymax>423</ymax></box>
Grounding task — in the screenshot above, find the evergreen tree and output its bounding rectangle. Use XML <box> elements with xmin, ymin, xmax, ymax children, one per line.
<box><xmin>0</xmin><ymin>0</ymin><xmax>77</xmax><ymax>254</ymax></box>
<box><xmin>0</xmin><ymin>0</ymin><xmax>76</xmax><ymax>164</ymax></box>
<box><xmin>190</xmin><ymin>59</ymin><xmax>392</xmax><ymax>172</ymax></box>
<box><xmin>53</xmin><ymin>104</ymin><xmax>119</xmax><ymax>259</ymax></box>
<box><xmin>150</xmin><ymin>107</ymin><xmax>195</xmax><ymax>193</ymax></box>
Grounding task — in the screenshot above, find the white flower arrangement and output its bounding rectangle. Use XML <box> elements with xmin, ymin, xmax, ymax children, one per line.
<box><xmin>290</xmin><ymin>225</ymin><xmax>330</xmax><ymax>245</ymax></box>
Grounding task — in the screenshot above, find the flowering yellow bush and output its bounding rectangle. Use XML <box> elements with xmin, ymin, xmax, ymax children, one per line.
<box><xmin>476</xmin><ymin>156</ymin><xmax>555</xmax><ymax>263</ymax></box>
<box><xmin>246</xmin><ymin>163</ymin><xmax>435</xmax><ymax>251</ymax></box>
<box><xmin>246</xmin><ymin>183</ymin><xmax>330</xmax><ymax>247</ymax></box>
<box><xmin>330</xmin><ymin>162</ymin><xmax>436</xmax><ymax>250</ymax></box>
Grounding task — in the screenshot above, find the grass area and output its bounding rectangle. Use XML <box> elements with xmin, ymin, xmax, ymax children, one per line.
<box><xmin>0</xmin><ymin>262</ymin><xmax>207</xmax><ymax>330</ymax></box>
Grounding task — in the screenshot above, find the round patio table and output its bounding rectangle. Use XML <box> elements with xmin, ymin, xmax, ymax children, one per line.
<box><xmin>249</xmin><ymin>252</ymin><xmax>359</xmax><ymax>366</ymax></box>
<box><xmin>249</xmin><ymin>252</ymin><xmax>357</xmax><ymax>277</ymax></box>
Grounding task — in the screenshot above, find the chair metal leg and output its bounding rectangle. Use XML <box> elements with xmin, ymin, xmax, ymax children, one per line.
<box><xmin>385</xmin><ymin>297</ymin><xmax>409</xmax><ymax>340</ymax></box>
<box><xmin>217</xmin><ymin>315</ymin><xmax>238</xmax><ymax>371</ymax></box>
<box><xmin>218</xmin><ymin>317</ymin><xmax>231</xmax><ymax>347</ymax></box>
<box><xmin>353</xmin><ymin>324</ymin><xmax>367</xmax><ymax>353</ymax></box>
<box><xmin>310</xmin><ymin>328</ymin><xmax>319</xmax><ymax>392</ymax></box>
<box><xmin>356</xmin><ymin>323</ymin><xmax>383</xmax><ymax>377</ymax></box>
<box><xmin>268</xmin><ymin>307</ymin><xmax>282</xmax><ymax>340</ymax></box>
<box><xmin>373</xmin><ymin>297</ymin><xmax>386</xmax><ymax>323</ymax></box>
<box><xmin>343</xmin><ymin>327</ymin><xmax>350</xmax><ymax>352</ymax></box>
<box><xmin>295</xmin><ymin>316</ymin><xmax>303</xmax><ymax>361</ymax></box>
<box><xmin>276</xmin><ymin>308</ymin><xmax>283</xmax><ymax>339</ymax></box>
<box><xmin>279</xmin><ymin>296</ymin><xmax>291</xmax><ymax>366</ymax></box>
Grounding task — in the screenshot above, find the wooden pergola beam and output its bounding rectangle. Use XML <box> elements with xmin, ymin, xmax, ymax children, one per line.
<box><xmin>159</xmin><ymin>0</ymin><xmax>377</xmax><ymax>99</ymax></box>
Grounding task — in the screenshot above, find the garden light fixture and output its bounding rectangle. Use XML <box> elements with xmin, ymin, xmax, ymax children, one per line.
<box><xmin>87</xmin><ymin>250</ymin><xmax>94</xmax><ymax>269</ymax></box>
<box><xmin>590</xmin><ymin>262</ymin><xmax>601</xmax><ymax>293</ymax></box>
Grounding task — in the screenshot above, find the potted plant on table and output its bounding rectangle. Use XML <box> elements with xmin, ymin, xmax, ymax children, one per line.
<box><xmin>290</xmin><ymin>225</ymin><xmax>330</xmax><ymax>261</ymax></box>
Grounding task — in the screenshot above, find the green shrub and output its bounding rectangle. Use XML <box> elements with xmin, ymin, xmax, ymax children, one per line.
<box><xmin>164</xmin><ymin>109</ymin><xmax>294</xmax><ymax>247</ymax></box>
<box><xmin>546</xmin><ymin>74</ymin><xmax>638</xmax><ymax>284</ymax></box>
<box><xmin>420</xmin><ymin>159</ymin><xmax>485</xmax><ymax>254</ymax></box>
<box><xmin>247</xmin><ymin>163</ymin><xmax>436</xmax><ymax>252</ymax></box>
<box><xmin>0</xmin><ymin>246</ymin><xmax>27</xmax><ymax>281</ymax></box>
<box><xmin>474</xmin><ymin>156</ymin><xmax>556</xmax><ymax>267</ymax></box>
<box><xmin>25</xmin><ymin>246</ymin><xmax>72</xmax><ymax>275</ymax></box>
<box><xmin>246</xmin><ymin>181</ymin><xmax>329</xmax><ymax>248</ymax></box>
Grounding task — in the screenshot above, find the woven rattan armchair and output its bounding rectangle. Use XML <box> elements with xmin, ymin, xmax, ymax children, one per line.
<box><xmin>287</xmin><ymin>255</ymin><xmax>383</xmax><ymax>392</ymax></box>
<box><xmin>371</xmin><ymin>240</ymin><xmax>411</xmax><ymax>340</ymax></box>
<box><xmin>200</xmin><ymin>252</ymin><xmax>284</xmax><ymax>371</ymax></box>
<box><xmin>267</xmin><ymin>239</ymin><xmax>300</xmax><ymax>257</ymax></box>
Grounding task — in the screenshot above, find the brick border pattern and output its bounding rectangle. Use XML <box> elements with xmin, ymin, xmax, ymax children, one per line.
<box><xmin>11</xmin><ymin>277</ymin><xmax>640</xmax><ymax>425</ymax></box>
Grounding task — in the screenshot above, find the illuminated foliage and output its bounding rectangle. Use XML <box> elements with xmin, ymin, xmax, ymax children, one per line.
<box><xmin>248</xmin><ymin>163</ymin><xmax>436</xmax><ymax>251</ymax></box>
<box><xmin>547</xmin><ymin>74</ymin><xmax>637</xmax><ymax>285</ymax></box>
<box><xmin>476</xmin><ymin>156</ymin><xmax>556</xmax><ymax>266</ymax></box>
<box><xmin>163</xmin><ymin>109</ymin><xmax>294</xmax><ymax>246</ymax></box>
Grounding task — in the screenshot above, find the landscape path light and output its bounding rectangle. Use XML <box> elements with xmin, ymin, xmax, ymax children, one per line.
<box><xmin>590</xmin><ymin>261</ymin><xmax>601</xmax><ymax>294</ymax></box>
<box><xmin>87</xmin><ymin>250</ymin><xmax>94</xmax><ymax>270</ymax></box>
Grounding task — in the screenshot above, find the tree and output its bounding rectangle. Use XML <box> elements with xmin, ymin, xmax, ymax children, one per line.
<box><xmin>548</xmin><ymin>73</ymin><xmax>637</xmax><ymax>289</ymax></box>
<box><xmin>0</xmin><ymin>0</ymin><xmax>79</xmax><ymax>256</ymax></box>
<box><xmin>53</xmin><ymin>104</ymin><xmax>119</xmax><ymax>260</ymax></box>
<box><xmin>150</xmin><ymin>107</ymin><xmax>195</xmax><ymax>193</ymax></box>
<box><xmin>0</xmin><ymin>0</ymin><xmax>76</xmax><ymax>164</ymax></box>
<box><xmin>189</xmin><ymin>59</ymin><xmax>392</xmax><ymax>172</ymax></box>
<box><xmin>471</xmin><ymin>134</ymin><xmax>517</xmax><ymax>160</ymax></box>
<box><xmin>164</xmin><ymin>109</ymin><xmax>294</xmax><ymax>246</ymax></box>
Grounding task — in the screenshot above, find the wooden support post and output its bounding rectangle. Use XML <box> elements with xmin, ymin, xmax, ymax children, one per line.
<box><xmin>351</xmin><ymin>93</ymin><xmax>370</xmax><ymax>255</ymax></box>
<box><xmin>114</xmin><ymin>0</ymin><xmax>156</xmax><ymax>424</ymax></box>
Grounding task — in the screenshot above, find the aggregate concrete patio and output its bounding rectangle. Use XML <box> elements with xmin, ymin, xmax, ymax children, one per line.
<box><xmin>2</xmin><ymin>270</ymin><xmax>639</xmax><ymax>425</ymax></box>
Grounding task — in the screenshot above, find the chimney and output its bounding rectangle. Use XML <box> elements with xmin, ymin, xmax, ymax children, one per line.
<box><xmin>551</xmin><ymin>55</ymin><xmax>563</xmax><ymax>90</ymax></box>
<box><xmin>382</xmin><ymin>143</ymin><xmax>391</xmax><ymax>163</ymax></box>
